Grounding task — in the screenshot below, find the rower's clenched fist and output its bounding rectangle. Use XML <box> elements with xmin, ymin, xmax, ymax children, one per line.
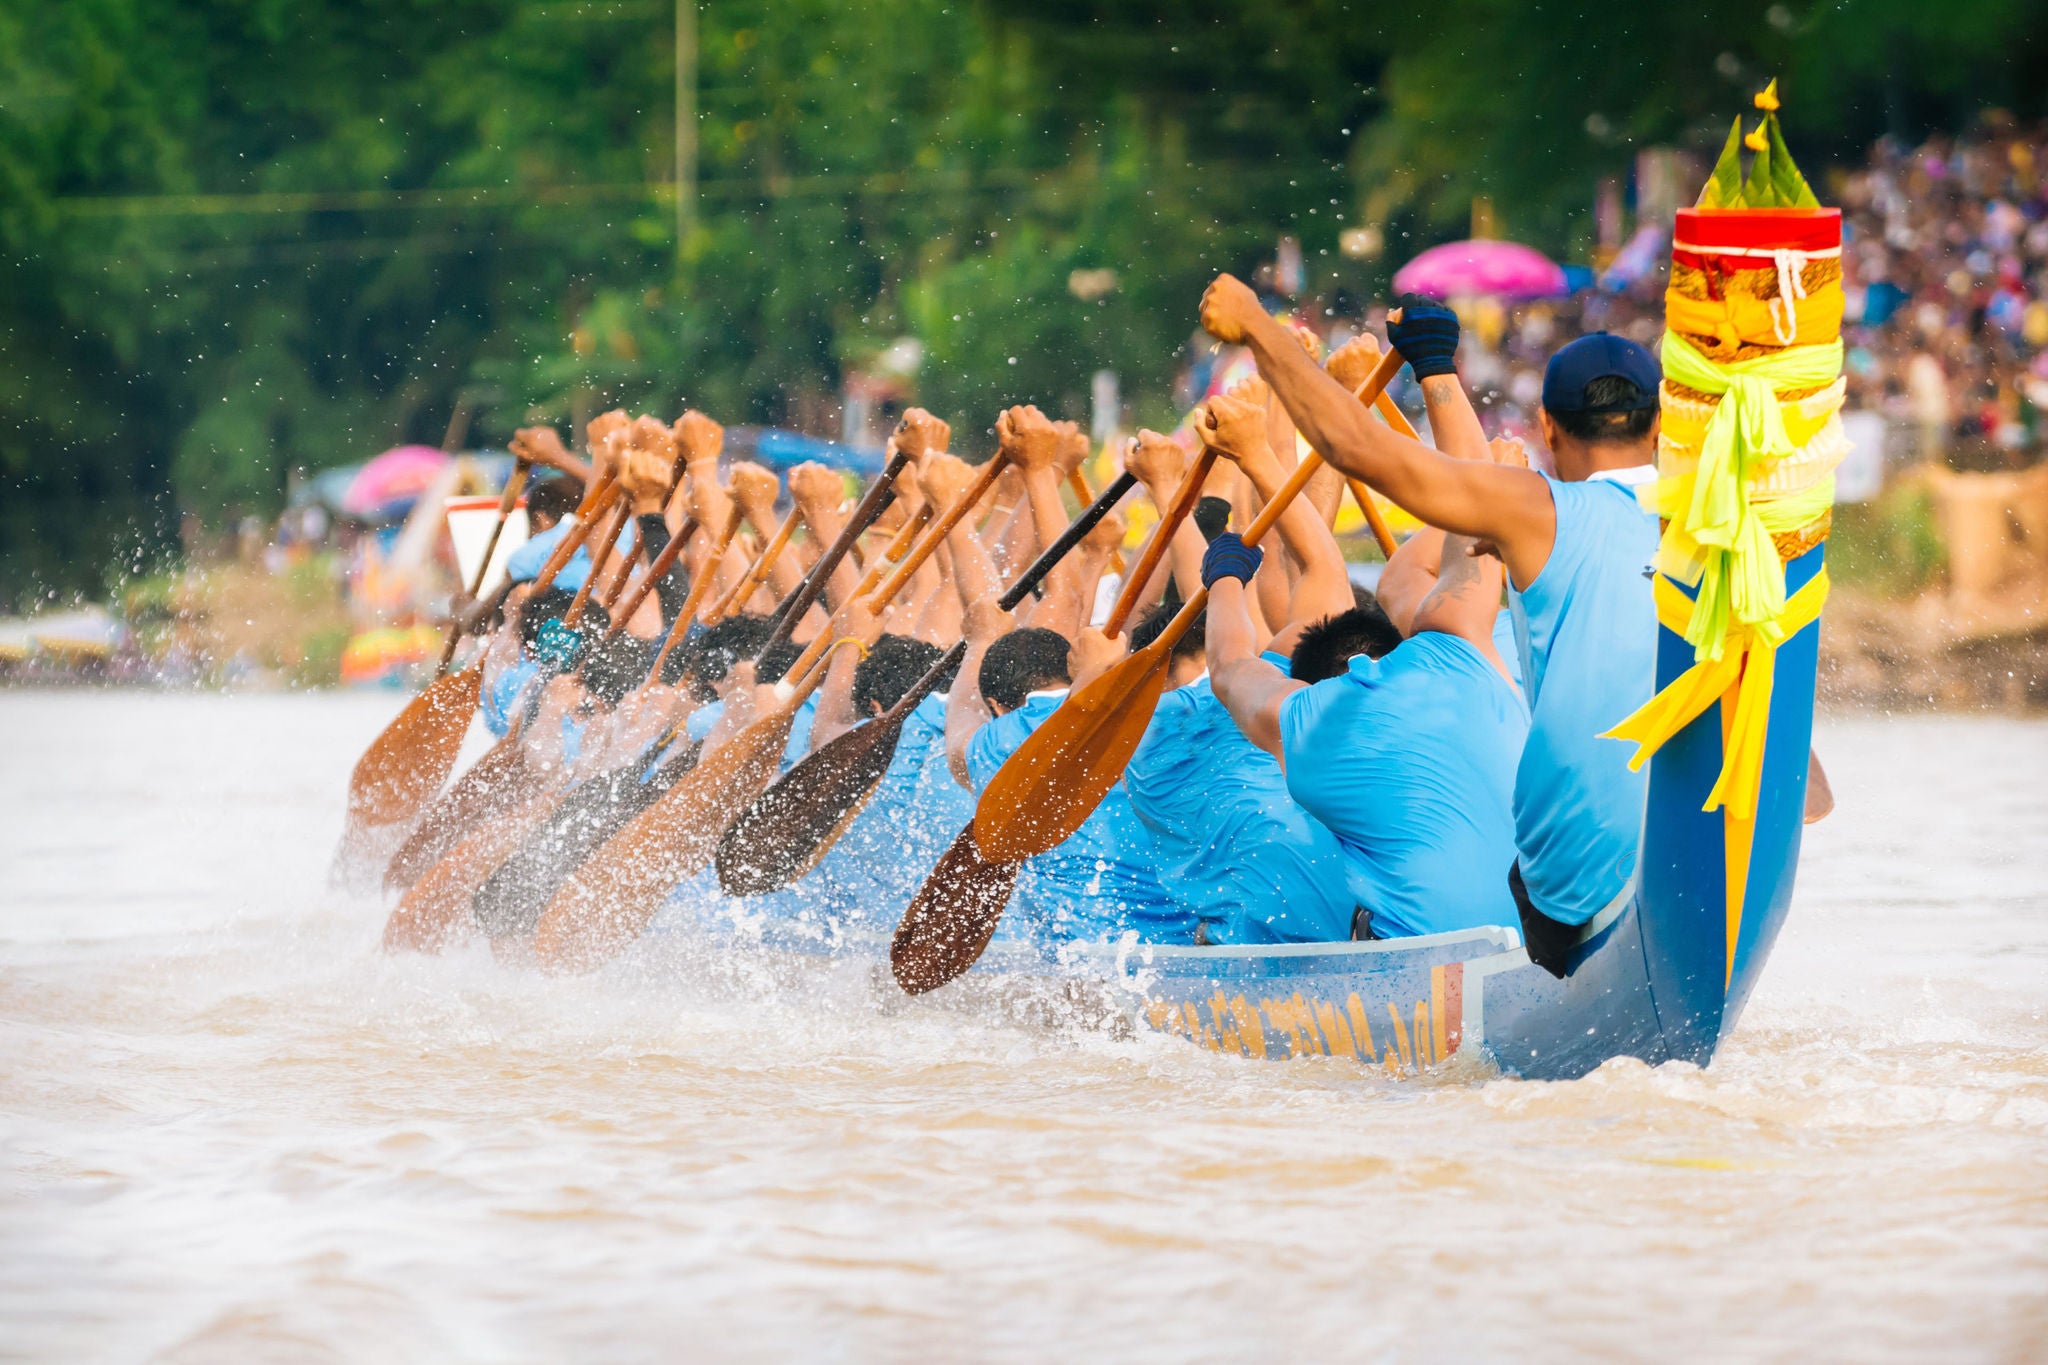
<box><xmin>618</xmin><ymin>417</ymin><xmax>680</xmax><ymax>514</ymax></box>
<box><xmin>510</xmin><ymin>426</ymin><xmax>572</xmax><ymax>473</ymax></box>
<box><xmin>1194</xmin><ymin>386</ymin><xmax>1272</xmax><ymax>465</ymax></box>
<box><xmin>1083</xmin><ymin>506</ymin><xmax>1127</xmax><ymax>554</ymax></box>
<box><xmin>1124</xmin><ymin>429</ymin><xmax>1187</xmax><ymax>497</ymax></box>
<box><xmin>586</xmin><ymin>410</ymin><xmax>631</xmax><ymax>476</ymax></box>
<box><xmin>729</xmin><ymin>461</ymin><xmax>782</xmax><ymax>527</ymax></box>
<box><xmin>893</xmin><ymin>408</ymin><xmax>951</xmax><ymax>462</ymax></box>
<box><xmin>914</xmin><ymin>451</ymin><xmax>976</xmax><ymax>511</ymax></box>
<box><xmin>1199</xmin><ymin>273</ymin><xmax>1264</xmax><ymax>345</ymax></box>
<box><xmin>995</xmin><ymin>405</ymin><xmax>1064</xmax><ymax>471</ymax></box>
<box><xmin>674</xmin><ymin>410</ymin><xmax>725</xmax><ymax>467</ymax></box>
<box><xmin>787</xmin><ymin>461</ymin><xmax>847</xmax><ymax>515</ymax></box>
<box><xmin>1325</xmin><ymin>334</ymin><xmax>1385</xmax><ymax>395</ymax></box>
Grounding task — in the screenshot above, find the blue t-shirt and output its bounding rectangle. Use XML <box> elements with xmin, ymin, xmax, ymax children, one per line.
<box><xmin>674</xmin><ymin>691</ymin><xmax>814</xmax><ymax>771</ymax></box>
<box><xmin>800</xmin><ymin>693</ymin><xmax>976</xmax><ymax>926</ymax></box>
<box><xmin>964</xmin><ymin>692</ymin><xmax>1187</xmax><ymax>946</ymax></box>
<box><xmin>1507</xmin><ymin>475</ymin><xmax>1659</xmax><ymax>925</ymax></box>
<box><xmin>1279</xmin><ymin>631</ymin><xmax>1528</xmax><ymax>939</ymax></box>
<box><xmin>505</xmin><ymin>517</ymin><xmax>636</xmax><ymax>594</ymax></box>
<box><xmin>481</xmin><ymin>655</ymin><xmax>542</xmax><ymax>737</ymax></box>
<box><xmin>1123</xmin><ymin>662</ymin><xmax>1354</xmax><ymax>944</ymax></box>
<box><xmin>1491</xmin><ymin>610</ymin><xmax>1524</xmax><ymax>692</ymax></box>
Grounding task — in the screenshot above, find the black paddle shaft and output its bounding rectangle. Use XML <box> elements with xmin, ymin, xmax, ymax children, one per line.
<box><xmin>758</xmin><ymin>448</ymin><xmax>914</xmax><ymax>657</ymax></box>
<box><xmin>996</xmin><ymin>469</ymin><xmax>1137</xmax><ymax>612</ymax></box>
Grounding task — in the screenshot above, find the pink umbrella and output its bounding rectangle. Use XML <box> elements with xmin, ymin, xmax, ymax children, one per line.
<box><xmin>1392</xmin><ymin>239</ymin><xmax>1569</xmax><ymax>300</ymax></box>
<box><xmin>341</xmin><ymin>445</ymin><xmax>450</xmax><ymax>518</ymax></box>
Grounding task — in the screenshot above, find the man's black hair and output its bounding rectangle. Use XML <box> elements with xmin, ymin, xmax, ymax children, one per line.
<box><xmin>581</xmin><ymin>632</ymin><xmax>650</xmax><ymax>707</ymax></box>
<box><xmin>524</xmin><ymin>474</ymin><xmax>581</xmax><ymax>528</ymax></box>
<box><xmin>689</xmin><ymin>614</ymin><xmax>774</xmax><ymax>686</ymax></box>
<box><xmin>978</xmin><ymin>627</ymin><xmax>1071</xmax><ymax>712</ymax></box>
<box><xmin>853</xmin><ymin>634</ymin><xmax>953</xmax><ymax>716</ymax></box>
<box><xmin>1289</xmin><ymin>596</ymin><xmax>1402</xmax><ymax>682</ymax></box>
<box><xmin>1192</xmin><ymin>496</ymin><xmax>1233</xmax><ymax>543</ymax></box>
<box><xmin>1128</xmin><ymin>599</ymin><xmax>1204</xmax><ymax>663</ymax></box>
<box><xmin>1547</xmin><ymin>375</ymin><xmax>1657</xmax><ymax>444</ymax></box>
<box><xmin>757</xmin><ymin>637</ymin><xmax>803</xmax><ymax>684</ymax></box>
<box><xmin>516</xmin><ymin>588</ymin><xmax>608</xmax><ymax>653</ymax></box>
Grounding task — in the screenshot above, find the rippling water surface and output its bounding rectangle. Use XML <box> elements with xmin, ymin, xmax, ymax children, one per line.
<box><xmin>3</xmin><ymin>691</ymin><xmax>2045</xmax><ymax>1361</ymax></box>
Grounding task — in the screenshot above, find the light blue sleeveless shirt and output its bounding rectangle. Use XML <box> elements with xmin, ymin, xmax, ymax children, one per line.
<box><xmin>1507</xmin><ymin>473</ymin><xmax>1660</xmax><ymax>925</ymax></box>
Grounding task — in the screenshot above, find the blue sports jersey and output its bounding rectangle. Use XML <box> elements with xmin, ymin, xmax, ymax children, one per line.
<box><xmin>799</xmin><ymin>693</ymin><xmax>976</xmax><ymax>927</ymax></box>
<box><xmin>1123</xmin><ymin>660</ymin><xmax>1354</xmax><ymax>944</ymax></box>
<box><xmin>1507</xmin><ymin>474</ymin><xmax>1659</xmax><ymax>925</ymax></box>
<box><xmin>1279</xmin><ymin>631</ymin><xmax>1528</xmax><ymax>938</ymax></box>
<box><xmin>505</xmin><ymin>516</ymin><xmax>636</xmax><ymax>593</ymax></box>
<box><xmin>964</xmin><ymin>692</ymin><xmax>1187</xmax><ymax>946</ymax></box>
<box><xmin>481</xmin><ymin>655</ymin><xmax>542</xmax><ymax>737</ymax></box>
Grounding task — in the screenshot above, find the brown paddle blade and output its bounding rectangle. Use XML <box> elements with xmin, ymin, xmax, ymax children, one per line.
<box><xmin>890</xmin><ymin>823</ymin><xmax>1021</xmax><ymax>995</ymax></box>
<box><xmin>712</xmin><ymin>714</ymin><xmax>904</xmax><ymax>897</ymax></box>
<box><xmin>344</xmin><ymin>661</ymin><xmax>482</xmax><ymax>836</ymax></box>
<box><xmin>382</xmin><ymin>777</ymin><xmax>568</xmax><ymax>954</ymax></box>
<box><xmin>971</xmin><ymin>644</ymin><xmax>1171</xmax><ymax>863</ymax></box>
<box><xmin>532</xmin><ymin>701</ymin><xmax>804</xmax><ymax>973</ymax></box>
<box><xmin>382</xmin><ymin>733</ymin><xmax>538</xmax><ymax>892</ymax></box>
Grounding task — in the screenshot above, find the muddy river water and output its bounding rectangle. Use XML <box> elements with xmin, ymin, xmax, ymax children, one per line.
<box><xmin>3</xmin><ymin>691</ymin><xmax>2044</xmax><ymax>1360</ymax></box>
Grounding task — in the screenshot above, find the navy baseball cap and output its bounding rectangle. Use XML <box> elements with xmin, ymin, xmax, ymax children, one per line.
<box><xmin>1541</xmin><ymin>332</ymin><xmax>1661</xmax><ymax>414</ymax></box>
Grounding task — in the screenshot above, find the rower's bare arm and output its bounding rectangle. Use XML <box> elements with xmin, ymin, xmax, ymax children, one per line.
<box><xmin>1205</xmin><ymin>577</ymin><xmax>1299</xmax><ymax>760</ymax></box>
<box><xmin>1202</xmin><ymin>273</ymin><xmax>1556</xmax><ymax>587</ymax></box>
<box><xmin>1126</xmin><ymin>430</ymin><xmax>1209</xmax><ymax>604</ymax></box>
<box><xmin>945</xmin><ymin>598</ymin><xmax>1011</xmax><ymax>789</ymax></box>
<box><xmin>1195</xmin><ymin>380</ymin><xmax>1352</xmax><ymax>634</ymax></box>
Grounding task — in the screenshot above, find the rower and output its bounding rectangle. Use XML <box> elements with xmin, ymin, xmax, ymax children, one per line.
<box><xmin>1117</xmin><ymin>399</ymin><xmax>1362</xmax><ymax>946</ymax></box>
<box><xmin>1204</xmin><ymin>419</ymin><xmax>1530</xmax><ymax>939</ymax></box>
<box><xmin>939</xmin><ymin>405</ymin><xmax>1184</xmax><ymax>946</ymax></box>
<box><xmin>1200</xmin><ymin>278</ymin><xmax>1661</xmax><ymax>972</ymax></box>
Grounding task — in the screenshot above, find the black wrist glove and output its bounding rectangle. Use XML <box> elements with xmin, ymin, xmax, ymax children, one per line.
<box><xmin>1387</xmin><ymin>293</ymin><xmax>1462</xmax><ymax>380</ymax></box>
<box><xmin>1201</xmin><ymin>531</ymin><xmax>1264</xmax><ymax>589</ymax></box>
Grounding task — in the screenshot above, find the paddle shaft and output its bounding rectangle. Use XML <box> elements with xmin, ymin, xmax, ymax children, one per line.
<box><xmin>604</xmin><ymin>515</ymin><xmax>700</xmax><ymax>640</ymax></box>
<box><xmin>863</xmin><ymin>453</ymin><xmax>1008</xmax><ymax>610</ymax></box>
<box><xmin>1344</xmin><ymin>375</ymin><xmax>1417</xmax><ymax>558</ymax></box>
<box><xmin>759</xmin><ymin>449</ymin><xmax>912</xmax><ymax>656</ymax></box>
<box><xmin>564</xmin><ymin>497</ymin><xmax>634</xmax><ymax>628</ymax></box>
<box><xmin>853</xmin><ymin>501</ymin><xmax>934</xmax><ymax>599</ymax></box>
<box><xmin>1103</xmin><ymin>448</ymin><xmax>1217</xmax><ymax>638</ymax></box>
<box><xmin>527</xmin><ymin>475</ymin><xmax>620</xmax><ymax>597</ymax></box>
<box><xmin>710</xmin><ymin>507</ymin><xmax>799</xmax><ymax>621</ymax></box>
<box><xmin>437</xmin><ymin>456</ymin><xmax>531</xmax><ymax>676</ymax></box>
<box><xmin>646</xmin><ymin>508</ymin><xmax>744</xmax><ymax>682</ymax></box>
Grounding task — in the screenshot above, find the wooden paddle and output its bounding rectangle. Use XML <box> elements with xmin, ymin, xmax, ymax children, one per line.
<box><xmin>527</xmin><ymin>457</ymin><xmax>915</xmax><ymax>969</ymax></box>
<box><xmin>853</xmin><ymin>501</ymin><xmax>934</xmax><ymax>599</ymax></box>
<box><xmin>436</xmin><ymin>455</ymin><xmax>530</xmax><ymax>676</ymax></box>
<box><xmin>343</xmin><ymin>474</ymin><xmax>617</xmax><ymax>840</ymax></box>
<box><xmin>603</xmin><ymin>515</ymin><xmax>700</xmax><ymax>640</ymax></box>
<box><xmin>758</xmin><ymin>449</ymin><xmax>914</xmax><ymax>657</ymax></box>
<box><xmin>708</xmin><ymin>506</ymin><xmax>799</xmax><ymax>622</ymax></box>
<box><xmin>1102</xmin><ymin>447</ymin><xmax>1216</xmax><ymax>637</ymax></box>
<box><xmin>1344</xmin><ymin>379</ymin><xmax>1418</xmax><ymax>557</ymax></box>
<box><xmin>972</xmin><ymin>349</ymin><xmax>1403</xmax><ymax>866</ymax></box>
<box><xmin>862</xmin><ymin>453</ymin><xmax>1009</xmax><ymax>612</ymax></box>
<box><xmin>715</xmin><ymin>469</ymin><xmax>1142</xmax><ymax>897</ymax></box>
<box><xmin>376</xmin><ymin>476</ymin><xmax>627</xmax><ymax>887</ymax></box>
<box><xmin>889</xmin><ymin>822</ymin><xmax>1021</xmax><ymax>994</ymax></box>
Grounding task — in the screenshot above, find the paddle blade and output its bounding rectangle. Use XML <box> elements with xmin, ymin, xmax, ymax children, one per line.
<box><xmin>346</xmin><ymin>663</ymin><xmax>482</xmax><ymax>836</ymax></box>
<box><xmin>890</xmin><ymin>823</ymin><xmax>1021</xmax><ymax>994</ymax></box>
<box><xmin>381</xmin><ymin>779</ymin><xmax>565</xmax><ymax>954</ymax></box>
<box><xmin>713</xmin><ymin>717</ymin><xmax>904</xmax><ymax>897</ymax></box>
<box><xmin>383</xmin><ymin>735</ymin><xmax>535</xmax><ymax>892</ymax></box>
<box><xmin>971</xmin><ymin>649</ymin><xmax>1169</xmax><ymax>863</ymax></box>
<box><xmin>533</xmin><ymin>707</ymin><xmax>796</xmax><ymax>973</ymax></box>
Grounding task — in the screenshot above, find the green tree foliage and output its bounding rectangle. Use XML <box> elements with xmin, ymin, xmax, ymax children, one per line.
<box><xmin>1</xmin><ymin>0</ymin><xmax>2042</xmax><ymax>607</ymax></box>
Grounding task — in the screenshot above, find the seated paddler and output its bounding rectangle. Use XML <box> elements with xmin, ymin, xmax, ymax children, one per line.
<box><xmin>944</xmin><ymin>405</ymin><xmax>1185</xmax><ymax>949</ymax></box>
<box><xmin>1117</xmin><ymin>389</ymin><xmax>1363</xmax><ymax>946</ymax></box>
<box><xmin>1205</xmin><ymin>385</ymin><xmax>1530</xmax><ymax>940</ymax></box>
<box><xmin>1201</xmin><ymin>281</ymin><xmax>1667</xmax><ymax>969</ymax></box>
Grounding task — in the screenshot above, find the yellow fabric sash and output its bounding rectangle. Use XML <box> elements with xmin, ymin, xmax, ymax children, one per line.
<box><xmin>1641</xmin><ymin>330</ymin><xmax>1841</xmax><ymax>661</ymax></box>
<box><xmin>1602</xmin><ymin>568</ymin><xmax>1829</xmax><ymax>820</ymax></box>
<box><xmin>1664</xmin><ymin>279</ymin><xmax>1843</xmax><ymax>354</ymax></box>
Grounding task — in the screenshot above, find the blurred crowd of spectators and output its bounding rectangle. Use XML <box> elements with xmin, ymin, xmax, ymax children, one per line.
<box><xmin>1184</xmin><ymin>119</ymin><xmax>2048</xmax><ymax>477</ymax></box>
